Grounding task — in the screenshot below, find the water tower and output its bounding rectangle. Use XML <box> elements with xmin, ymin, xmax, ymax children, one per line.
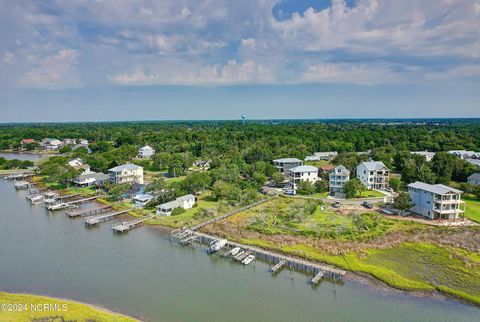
<box><xmin>241</xmin><ymin>115</ymin><xmax>246</xmax><ymax>126</ymax></box>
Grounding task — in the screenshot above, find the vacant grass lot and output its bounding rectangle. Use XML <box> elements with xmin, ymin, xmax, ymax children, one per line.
<box><xmin>0</xmin><ymin>292</ymin><xmax>136</xmax><ymax>322</ymax></box>
<box><xmin>464</xmin><ymin>197</ymin><xmax>480</xmax><ymax>223</ymax></box>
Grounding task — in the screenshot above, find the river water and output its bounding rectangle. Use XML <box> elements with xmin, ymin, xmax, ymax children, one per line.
<box><xmin>0</xmin><ymin>180</ymin><xmax>479</xmax><ymax>322</ymax></box>
<box><xmin>0</xmin><ymin>152</ymin><xmax>42</xmax><ymax>161</ymax></box>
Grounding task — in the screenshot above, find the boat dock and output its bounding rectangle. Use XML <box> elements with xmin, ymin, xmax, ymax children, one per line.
<box><xmin>112</xmin><ymin>215</ymin><xmax>154</xmax><ymax>233</ymax></box>
<box><xmin>66</xmin><ymin>204</ymin><xmax>112</xmax><ymax>218</ymax></box>
<box><xmin>270</xmin><ymin>260</ymin><xmax>287</xmax><ymax>274</ymax></box>
<box><xmin>14</xmin><ymin>181</ymin><xmax>32</xmax><ymax>190</ymax></box>
<box><xmin>85</xmin><ymin>209</ymin><xmax>132</xmax><ymax>226</ymax></box>
<box><xmin>170</xmin><ymin>228</ymin><xmax>346</xmax><ymax>281</ymax></box>
<box><xmin>4</xmin><ymin>172</ymin><xmax>34</xmax><ymax>180</ymax></box>
<box><xmin>48</xmin><ymin>195</ymin><xmax>101</xmax><ymax>211</ymax></box>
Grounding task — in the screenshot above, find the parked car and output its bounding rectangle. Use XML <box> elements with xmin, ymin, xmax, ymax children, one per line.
<box><xmin>332</xmin><ymin>200</ymin><xmax>341</xmax><ymax>208</ymax></box>
<box><xmin>285</xmin><ymin>189</ymin><xmax>296</xmax><ymax>195</ymax></box>
<box><xmin>385</xmin><ymin>187</ymin><xmax>394</xmax><ymax>193</ymax></box>
<box><xmin>362</xmin><ymin>201</ymin><xmax>373</xmax><ymax>209</ymax></box>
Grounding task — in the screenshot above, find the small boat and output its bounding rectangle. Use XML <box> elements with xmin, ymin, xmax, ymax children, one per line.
<box><xmin>30</xmin><ymin>195</ymin><xmax>44</xmax><ymax>205</ymax></box>
<box><xmin>229</xmin><ymin>247</ymin><xmax>241</xmax><ymax>257</ymax></box>
<box><xmin>48</xmin><ymin>203</ymin><xmax>67</xmax><ymax>211</ymax></box>
<box><xmin>207</xmin><ymin>239</ymin><xmax>228</xmax><ymax>254</ymax></box>
<box><xmin>242</xmin><ymin>254</ymin><xmax>255</xmax><ymax>265</ymax></box>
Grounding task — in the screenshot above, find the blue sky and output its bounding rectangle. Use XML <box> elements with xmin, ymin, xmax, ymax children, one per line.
<box><xmin>0</xmin><ymin>0</ymin><xmax>479</xmax><ymax>122</ymax></box>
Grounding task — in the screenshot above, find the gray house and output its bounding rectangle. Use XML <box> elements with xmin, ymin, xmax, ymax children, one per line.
<box><xmin>273</xmin><ymin>158</ymin><xmax>304</xmax><ymax>174</ymax></box>
<box><xmin>407</xmin><ymin>181</ymin><xmax>465</xmax><ymax>220</ymax></box>
<box><xmin>329</xmin><ymin>165</ymin><xmax>350</xmax><ymax>193</ymax></box>
<box><xmin>468</xmin><ymin>173</ymin><xmax>480</xmax><ymax>186</ymax></box>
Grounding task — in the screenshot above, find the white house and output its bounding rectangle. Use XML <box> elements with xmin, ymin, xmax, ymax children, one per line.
<box><xmin>356</xmin><ymin>161</ymin><xmax>390</xmax><ymax>190</ymax></box>
<box><xmin>468</xmin><ymin>173</ymin><xmax>480</xmax><ymax>186</ymax></box>
<box><xmin>329</xmin><ymin>165</ymin><xmax>350</xmax><ymax>193</ymax></box>
<box><xmin>73</xmin><ymin>172</ymin><xmax>109</xmax><ymax>186</ymax></box>
<box><xmin>156</xmin><ymin>194</ymin><xmax>196</xmax><ymax>216</ymax></box>
<box><xmin>109</xmin><ymin>164</ymin><xmax>144</xmax><ymax>184</ymax></box>
<box><xmin>42</xmin><ymin>138</ymin><xmax>62</xmax><ymax>150</ymax></box>
<box><xmin>68</xmin><ymin>158</ymin><xmax>91</xmax><ymax>173</ymax></box>
<box><xmin>133</xmin><ymin>194</ymin><xmax>154</xmax><ymax>208</ymax></box>
<box><xmin>305</xmin><ymin>151</ymin><xmax>338</xmax><ymax>161</ymax></box>
<box><xmin>286</xmin><ymin>165</ymin><xmax>319</xmax><ymax>183</ymax></box>
<box><xmin>138</xmin><ymin>145</ymin><xmax>155</xmax><ymax>159</ymax></box>
<box><xmin>273</xmin><ymin>158</ymin><xmax>304</xmax><ymax>173</ymax></box>
<box><xmin>466</xmin><ymin>158</ymin><xmax>480</xmax><ymax>168</ymax></box>
<box><xmin>410</xmin><ymin>151</ymin><xmax>436</xmax><ymax>162</ymax></box>
<box><xmin>407</xmin><ymin>181</ymin><xmax>465</xmax><ymax>220</ymax></box>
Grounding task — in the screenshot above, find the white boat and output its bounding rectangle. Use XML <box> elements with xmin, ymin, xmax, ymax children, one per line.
<box><xmin>242</xmin><ymin>254</ymin><xmax>255</xmax><ymax>265</ymax></box>
<box><xmin>30</xmin><ymin>195</ymin><xmax>44</xmax><ymax>205</ymax></box>
<box><xmin>48</xmin><ymin>203</ymin><xmax>67</xmax><ymax>211</ymax></box>
<box><xmin>229</xmin><ymin>247</ymin><xmax>241</xmax><ymax>257</ymax></box>
<box><xmin>208</xmin><ymin>239</ymin><xmax>228</xmax><ymax>254</ymax></box>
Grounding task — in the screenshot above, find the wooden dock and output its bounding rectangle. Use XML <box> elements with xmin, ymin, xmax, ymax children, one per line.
<box><xmin>112</xmin><ymin>215</ymin><xmax>154</xmax><ymax>233</ymax></box>
<box><xmin>66</xmin><ymin>204</ymin><xmax>112</xmax><ymax>218</ymax></box>
<box><xmin>169</xmin><ymin>228</ymin><xmax>200</xmax><ymax>245</ymax></box>
<box><xmin>270</xmin><ymin>260</ymin><xmax>287</xmax><ymax>274</ymax></box>
<box><xmin>194</xmin><ymin>232</ymin><xmax>346</xmax><ymax>281</ymax></box>
<box><xmin>49</xmin><ymin>195</ymin><xmax>101</xmax><ymax>211</ymax></box>
<box><xmin>85</xmin><ymin>209</ymin><xmax>132</xmax><ymax>226</ymax></box>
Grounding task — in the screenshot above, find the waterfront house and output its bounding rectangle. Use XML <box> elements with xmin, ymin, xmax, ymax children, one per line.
<box><xmin>273</xmin><ymin>158</ymin><xmax>304</xmax><ymax>174</ymax></box>
<box><xmin>356</xmin><ymin>161</ymin><xmax>390</xmax><ymax>190</ymax></box>
<box><xmin>138</xmin><ymin>145</ymin><xmax>155</xmax><ymax>159</ymax></box>
<box><xmin>133</xmin><ymin>193</ymin><xmax>154</xmax><ymax>208</ymax></box>
<box><xmin>73</xmin><ymin>172</ymin><xmax>109</xmax><ymax>187</ymax></box>
<box><xmin>109</xmin><ymin>163</ymin><xmax>144</xmax><ymax>184</ymax></box>
<box><xmin>410</xmin><ymin>151</ymin><xmax>436</xmax><ymax>162</ymax></box>
<box><xmin>156</xmin><ymin>194</ymin><xmax>196</xmax><ymax>216</ymax></box>
<box><xmin>305</xmin><ymin>151</ymin><xmax>338</xmax><ymax>161</ymax></box>
<box><xmin>41</xmin><ymin>138</ymin><xmax>62</xmax><ymax>150</ymax></box>
<box><xmin>20</xmin><ymin>138</ymin><xmax>36</xmax><ymax>146</ymax></box>
<box><xmin>329</xmin><ymin>165</ymin><xmax>350</xmax><ymax>193</ymax></box>
<box><xmin>407</xmin><ymin>181</ymin><xmax>465</xmax><ymax>220</ymax></box>
<box><xmin>286</xmin><ymin>165</ymin><xmax>319</xmax><ymax>183</ymax></box>
<box><xmin>468</xmin><ymin>173</ymin><xmax>480</xmax><ymax>186</ymax></box>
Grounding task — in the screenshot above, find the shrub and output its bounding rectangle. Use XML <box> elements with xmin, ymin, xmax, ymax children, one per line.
<box><xmin>171</xmin><ymin>207</ymin><xmax>185</xmax><ymax>216</ymax></box>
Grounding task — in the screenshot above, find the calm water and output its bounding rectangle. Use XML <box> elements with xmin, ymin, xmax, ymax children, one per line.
<box><xmin>0</xmin><ymin>180</ymin><xmax>479</xmax><ymax>322</ymax></box>
<box><xmin>0</xmin><ymin>152</ymin><xmax>42</xmax><ymax>161</ymax></box>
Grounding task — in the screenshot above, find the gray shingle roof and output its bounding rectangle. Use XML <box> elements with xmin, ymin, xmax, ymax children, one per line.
<box><xmin>332</xmin><ymin>165</ymin><xmax>350</xmax><ymax>176</ymax></box>
<box><xmin>408</xmin><ymin>181</ymin><xmax>462</xmax><ymax>195</ymax></box>
<box><xmin>288</xmin><ymin>165</ymin><xmax>318</xmax><ymax>173</ymax></box>
<box><xmin>273</xmin><ymin>158</ymin><xmax>303</xmax><ymax>163</ymax></box>
<box><xmin>177</xmin><ymin>194</ymin><xmax>195</xmax><ymax>201</ymax></box>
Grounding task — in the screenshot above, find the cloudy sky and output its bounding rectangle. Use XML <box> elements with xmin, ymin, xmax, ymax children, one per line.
<box><xmin>0</xmin><ymin>0</ymin><xmax>479</xmax><ymax>122</ymax></box>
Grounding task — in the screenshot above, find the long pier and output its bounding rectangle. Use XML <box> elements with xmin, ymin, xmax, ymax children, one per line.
<box><xmin>171</xmin><ymin>229</ymin><xmax>346</xmax><ymax>281</ymax></box>
<box><xmin>66</xmin><ymin>204</ymin><xmax>112</xmax><ymax>218</ymax></box>
<box><xmin>112</xmin><ymin>215</ymin><xmax>154</xmax><ymax>233</ymax></box>
<box><xmin>85</xmin><ymin>209</ymin><xmax>132</xmax><ymax>226</ymax></box>
<box><xmin>48</xmin><ymin>195</ymin><xmax>101</xmax><ymax>211</ymax></box>
<box><xmin>270</xmin><ymin>260</ymin><xmax>287</xmax><ymax>274</ymax></box>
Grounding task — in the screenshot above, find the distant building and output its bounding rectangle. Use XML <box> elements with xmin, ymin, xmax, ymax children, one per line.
<box><xmin>41</xmin><ymin>138</ymin><xmax>62</xmax><ymax>150</ymax></box>
<box><xmin>109</xmin><ymin>163</ymin><xmax>144</xmax><ymax>184</ymax></box>
<box><xmin>329</xmin><ymin>165</ymin><xmax>350</xmax><ymax>193</ymax></box>
<box><xmin>133</xmin><ymin>194</ymin><xmax>154</xmax><ymax>208</ymax></box>
<box><xmin>356</xmin><ymin>161</ymin><xmax>390</xmax><ymax>190</ymax></box>
<box><xmin>286</xmin><ymin>165</ymin><xmax>319</xmax><ymax>183</ymax></box>
<box><xmin>273</xmin><ymin>158</ymin><xmax>304</xmax><ymax>174</ymax></box>
<box><xmin>468</xmin><ymin>173</ymin><xmax>480</xmax><ymax>186</ymax></box>
<box><xmin>21</xmin><ymin>138</ymin><xmax>36</xmax><ymax>146</ymax></box>
<box><xmin>410</xmin><ymin>151</ymin><xmax>436</xmax><ymax>162</ymax></box>
<box><xmin>305</xmin><ymin>151</ymin><xmax>338</xmax><ymax>161</ymax></box>
<box><xmin>319</xmin><ymin>164</ymin><xmax>335</xmax><ymax>175</ymax></box>
<box><xmin>407</xmin><ymin>181</ymin><xmax>465</xmax><ymax>220</ymax></box>
<box><xmin>79</xmin><ymin>139</ymin><xmax>89</xmax><ymax>145</ymax></box>
<box><xmin>156</xmin><ymin>194</ymin><xmax>196</xmax><ymax>216</ymax></box>
<box><xmin>448</xmin><ymin>150</ymin><xmax>480</xmax><ymax>160</ymax></box>
<box><xmin>68</xmin><ymin>158</ymin><xmax>90</xmax><ymax>173</ymax></box>
<box><xmin>138</xmin><ymin>145</ymin><xmax>155</xmax><ymax>159</ymax></box>
<box><xmin>73</xmin><ymin>172</ymin><xmax>109</xmax><ymax>187</ymax></box>
<box><xmin>62</xmin><ymin>138</ymin><xmax>76</xmax><ymax>145</ymax></box>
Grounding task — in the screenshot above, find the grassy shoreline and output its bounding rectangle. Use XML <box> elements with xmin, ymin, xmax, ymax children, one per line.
<box><xmin>0</xmin><ymin>292</ymin><xmax>138</xmax><ymax>321</ymax></box>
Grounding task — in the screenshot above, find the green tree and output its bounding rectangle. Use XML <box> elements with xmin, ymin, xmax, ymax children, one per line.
<box><xmin>344</xmin><ymin>178</ymin><xmax>364</xmax><ymax>198</ymax></box>
<box><xmin>393</xmin><ymin>192</ymin><xmax>414</xmax><ymax>212</ymax></box>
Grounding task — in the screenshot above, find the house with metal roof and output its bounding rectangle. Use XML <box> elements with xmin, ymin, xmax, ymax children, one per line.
<box><xmin>109</xmin><ymin>163</ymin><xmax>144</xmax><ymax>184</ymax></box>
<box><xmin>305</xmin><ymin>151</ymin><xmax>338</xmax><ymax>161</ymax></box>
<box><xmin>156</xmin><ymin>194</ymin><xmax>196</xmax><ymax>216</ymax></box>
<box><xmin>407</xmin><ymin>181</ymin><xmax>465</xmax><ymax>220</ymax></box>
<box><xmin>329</xmin><ymin>165</ymin><xmax>350</xmax><ymax>193</ymax></box>
<box><xmin>138</xmin><ymin>145</ymin><xmax>155</xmax><ymax>159</ymax></box>
<box><xmin>468</xmin><ymin>173</ymin><xmax>480</xmax><ymax>186</ymax></box>
<box><xmin>356</xmin><ymin>161</ymin><xmax>390</xmax><ymax>190</ymax></box>
<box><xmin>286</xmin><ymin>165</ymin><xmax>319</xmax><ymax>183</ymax></box>
<box><xmin>273</xmin><ymin>158</ymin><xmax>304</xmax><ymax>173</ymax></box>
